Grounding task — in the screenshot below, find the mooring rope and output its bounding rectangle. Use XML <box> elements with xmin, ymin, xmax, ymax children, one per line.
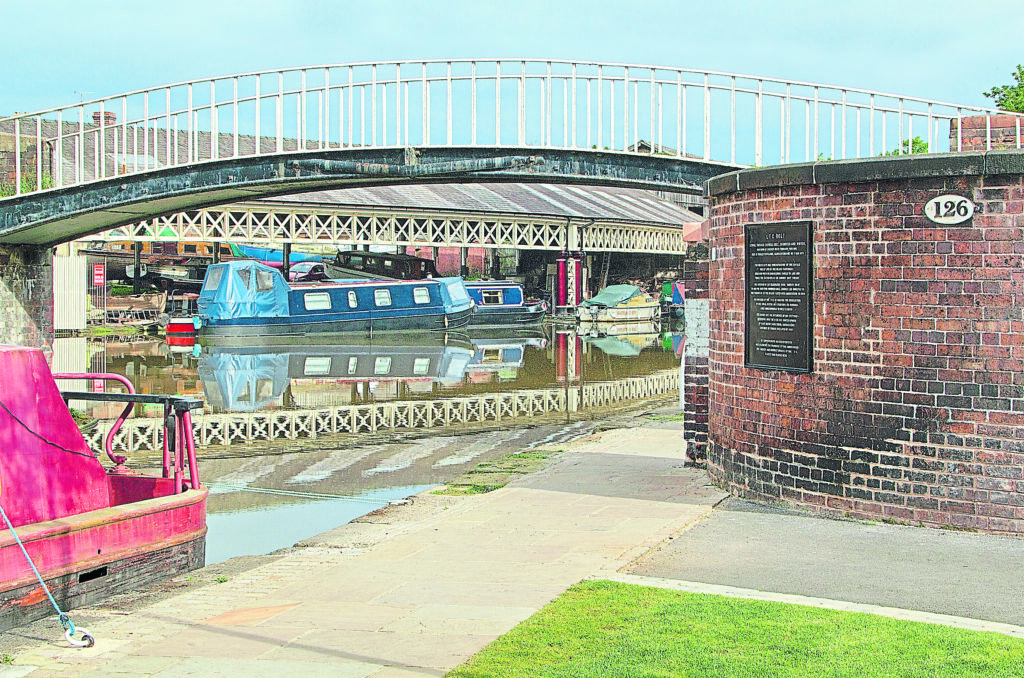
<box><xmin>0</xmin><ymin>500</ymin><xmax>94</xmax><ymax>647</ymax></box>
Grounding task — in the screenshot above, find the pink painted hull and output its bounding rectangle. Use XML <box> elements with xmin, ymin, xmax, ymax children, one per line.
<box><xmin>0</xmin><ymin>345</ymin><xmax>207</xmax><ymax>629</ymax></box>
<box><xmin>1</xmin><ymin>487</ymin><xmax>207</xmax><ymax>595</ymax></box>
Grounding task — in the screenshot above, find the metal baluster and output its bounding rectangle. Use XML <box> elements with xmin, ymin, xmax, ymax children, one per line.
<box><xmin>813</xmin><ymin>86</ymin><xmax>819</xmax><ymax>160</ymax></box>
<box><xmin>586</xmin><ymin>77</ymin><xmax>592</xmax><ymax>150</ymax></box>
<box><xmin>396</xmin><ymin>64</ymin><xmax>402</xmax><ymax>146</ymax></box>
<box><xmin>785</xmin><ymin>83</ymin><xmax>792</xmax><ymax>163</ymax></box>
<box><xmin>841</xmin><ymin>90</ymin><xmax>847</xmax><ymax>159</ymax></box>
<box><xmin>232</xmin><ymin>78</ymin><xmax>239</xmax><ymax>158</ymax></box>
<box><xmin>623</xmin><ymin>67</ymin><xmax>629</xmax><ymax>150</ymax></box>
<box><xmin>372</xmin><ymin>64</ymin><xmax>378</xmax><ymax>146</ymax></box>
<box><xmin>898</xmin><ymin>98</ymin><xmax>904</xmax><ymax>154</ymax></box>
<box><xmin>730</xmin><ymin>76</ymin><xmax>736</xmax><ymax>164</ymax></box>
<box><xmin>324</xmin><ymin>68</ymin><xmax>330</xmax><ymax>149</ymax></box>
<box><xmin>780</xmin><ymin>98</ymin><xmax>785</xmax><ymax>164</ymax></box>
<box><xmin>571</xmin><ymin>63</ymin><xmax>577</xmax><ymax>148</ymax></box>
<box><xmin>927</xmin><ymin>103</ymin><xmax>933</xmax><ymax>155</ymax></box>
<box><xmin>755</xmin><ymin>79</ymin><xmax>763</xmax><ymax>167</ymax></box>
<box><xmin>277</xmin><ymin>72</ymin><xmax>284</xmax><ymax>153</ymax></box>
<box><xmin>445</xmin><ymin>61</ymin><xmax>452</xmax><ymax>146</ymax></box>
<box><xmin>703</xmin><ymin>73</ymin><xmax>710</xmax><ymax>162</ymax></box>
<box><xmin>546</xmin><ymin>61</ymin><xmax>552</xmax><ymax>147</ymax></box>
<box><xmin>254</xmin><ymin>75</ymin><xmax>261</xmax><ymax>154</ymax></box>
<box><xmin>649</xmin><ymin>70</ymin><xmax>655</xmax><ymax>154</ymax></box>
<box><xmin>830</xmin><ymin>104</ymin><xmax>835</xmax><ymax>160</ymax></box>
<box><xmin>598</xmin><ymin>65</ymin><xmax>603</xmax><ymax>149</ymax></box>
<box><xmin>144</xmin><ymin>92</ymin><xmax>150</xmax><ymax>168</ymax></box>
<box><xmin>495</xmin><ymin>62</ymin><xmax>501</xmax><ymax>145</ymax></box>
<box><xmin>56</xmin><ymin>110</ymin><xmax>63</xmax><ymax>187</ymax></box>
<box><xmin>471</xmin><ymin>61</ymin><xmax>477</xmax><ymax>146</ymax></box>
<box><xmin>348</xmin><ymin>66</ymin><xmax>354</xmax><ymax>147</ymax></box>
<box><xmin>869</xmin><ymin>94</ymin><xmax>875</xmax><ymax>155</ymax></box>
<box><xmin>300</xmin><ymin>70</ymin><xmax>307</xmax><ymax>150</ymax></box>
<box><xmin>422</xmin><ymin>63</ymin><xmax>428</xmax><ymax>146</ymax></box>
<box><xmin>35</xmin><ymin>116</ymin><xmax>42</xmax><ymax>190</ymax></box>
<box><xmin>676</xmin><ymin>71</ymin><xmax>682</xmax><ymax>158</ymax></box>
<box><xmin>518</xmin><ymin>61</ymin><xmax>526</xmax><ymax>146</ymax></box>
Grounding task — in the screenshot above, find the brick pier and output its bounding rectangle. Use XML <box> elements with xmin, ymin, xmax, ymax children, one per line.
<box><xmin>705</xmin><ymin>151</ymin><xmax>1024</xmax><ymax>533</ymax></box>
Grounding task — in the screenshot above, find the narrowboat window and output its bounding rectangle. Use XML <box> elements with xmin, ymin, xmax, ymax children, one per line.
<box><xmin>303</xmin><ymin>357</ymin><xmax>331</xmax><ymax>376</ymax></box>
<box><xmin>374</xmin><ymin>357</ymin><xmax>392</xmax><ymax>375</ymax></box>
<box><xmin>413</xmin><ymin>287</ymin><xmax>431</xmax><ymax>304</ymax></box>
<box><xmin>482</xmin><ymin>348</ymin><xmax>502</xmax><ymax>363</ymax></box>
<box><xmin>256</xmin><ymin>269</ymin><xmax>275</xmax><ymax>292</ymax></box>
<box><xmin>256</xmin><ymin>379</ymin><xmax>274</xmax><ymax>401</ymax></box>
<box><xmin>374</xmin><ymin>289</ymin><xmax>392</xmax><ymax>306</ymax></box>
<box><xmin>413</xmin><ymin>358</ymin><xmax>431</xmax><ymax>375</ymax></box>
<box><xmin>347</xmin><ymin>357</ymin><xmax>358</xmax><ymax>374</ymax></box>
<box><xmin>236</xmin><ymin>268</ymin><xmax>252</xmax><ymax>289</ymax></box>
<box><xmin>183</xmin><ymin>243</ymin><xmax>197</xmax><ymax>255</ymax></box>
<box><xmin>446</xmin><ymin>281</ymin><xmax>469</xmax><ymax>302</ymax></box>
<box><xmin>348</xmin><ymin>290</ymin><xmax>358</xmax><ymax>308</ymax></box>
<box><xmin>384</xmin><ymin>259</ymin><xmax>394</xmax><ymax>270</ymax></box>
<box><xmin>481</xmin><ymin>290</ymin><xmax>504</xmax><ymax>305</ymax></box>
<box><xmin>304</xmin><ymin>292</ymin><xmax>332</xmax><ymax>311</ymax></box>
<box><xmin>205</xmin><ymin>266</ymin><xmax>225</xmax><ymax>291</ymax></box>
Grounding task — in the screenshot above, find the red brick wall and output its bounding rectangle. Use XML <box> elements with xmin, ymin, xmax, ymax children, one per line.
<box><xmin>707</xmin><ymin>168</ymin><xmax>1024</xmax><ymax>533</ymax></box>
<box><xmin>951</xmin><ymin>114</ymin><xmax>1023</xmax><ymax>152</ymax></box>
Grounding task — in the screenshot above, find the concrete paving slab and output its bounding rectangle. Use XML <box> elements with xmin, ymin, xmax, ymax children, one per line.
<box><xmin>628</xmin><ymin>497</ymin><xmax>1024</xmax><ymax>628</ymax></box>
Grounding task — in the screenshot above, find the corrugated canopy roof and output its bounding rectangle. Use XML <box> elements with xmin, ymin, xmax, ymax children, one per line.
<box><xmin>265</xmin><ymin>183</ymin><xmax>703</xmax><ymax>228</ymax></box>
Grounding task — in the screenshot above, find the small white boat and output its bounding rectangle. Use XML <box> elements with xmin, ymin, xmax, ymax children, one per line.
<box><xmin>576</xmin><ymin>285</ymin><xmax>660</xmax><ymax>323</ymax></box>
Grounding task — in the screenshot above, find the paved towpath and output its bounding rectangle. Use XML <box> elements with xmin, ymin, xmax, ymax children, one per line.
<box><xmin>4</xmin><ymin>410</ymin><xmax>1024</xmax><ymax>677</ymax></box>
<box><xmin>2</xmin><ymin>420</ymin><xmax>723</xmax><ymax>677</ymax></box>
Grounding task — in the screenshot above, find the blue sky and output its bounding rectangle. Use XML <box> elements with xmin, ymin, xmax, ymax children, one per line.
<box><xmin>3</xmin><ymin>0</ymin><xmax>1021</xmax><ymax>115</ymax></box>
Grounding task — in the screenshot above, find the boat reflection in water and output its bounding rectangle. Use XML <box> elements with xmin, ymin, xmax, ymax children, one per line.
<box><xmin>578</xmin><ymin>320</ymin><xmax>660</xmax><ymax>357</ymax></box>
<box><xmin>196</xmin><ymin>329</ymin><xmax>550</xmax><ymax>412</ymax></box>
<box><xmin>197</xmin><ymin>335</ymin><xmax>475</xmax><ymax>412</ymax></box>
<box><xmin>462</xmin><ymin>330</ymin><xmax>548</xmax><ymax>384</ymax></box>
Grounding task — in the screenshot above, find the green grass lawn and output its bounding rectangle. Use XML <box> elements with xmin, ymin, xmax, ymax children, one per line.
<box><xmin>447</xmin><ymin>580</ymin><xmax>1024</xmax><ymax>678</ymax></box>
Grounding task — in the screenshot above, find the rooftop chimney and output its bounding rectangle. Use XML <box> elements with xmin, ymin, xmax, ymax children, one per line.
<box><xmin>92</xmin><ymin>111</ymin><xmax>117</xmax><ymax>126</ymax></box>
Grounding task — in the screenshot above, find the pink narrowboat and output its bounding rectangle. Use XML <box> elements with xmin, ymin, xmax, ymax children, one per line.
<box><xmin>0</xmin><ymin>345</ymin><xmax>207</xmax><ymax>632</ymax></box>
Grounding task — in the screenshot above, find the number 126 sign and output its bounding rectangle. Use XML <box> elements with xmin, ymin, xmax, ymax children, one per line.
<box><xmin>924</xmin><ymin>194</ymin><xmax>974</xmax><ymax>224</ymax></box>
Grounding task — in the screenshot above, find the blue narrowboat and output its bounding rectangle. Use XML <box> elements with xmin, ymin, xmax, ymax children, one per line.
<box><xmin>464</xmin><ymin>280</ymin><xmax>547</xmax><ymax>327</ymax></box>
<box><xmin>196</xmin><ymin>260</ymin><xmax>475</xmax><ymax>344</ymax></box>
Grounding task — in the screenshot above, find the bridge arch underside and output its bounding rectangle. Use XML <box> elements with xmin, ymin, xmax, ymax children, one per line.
<box><xmin>706</xmin><ymin>150</ymin><xmax>1024</xmax><ymax>536</ymax></box>
<box><xmin>0</xmin><ymin>147</ymin><xmax>732</xmax><ymax>248</ymax></box>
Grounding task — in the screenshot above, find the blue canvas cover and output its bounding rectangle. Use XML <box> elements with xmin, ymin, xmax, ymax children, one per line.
<box><xmin>197</xmin><ymin>260</ymin><xmax>291</xmax><ymax>322</ymax></box>
<box><xmin>197</xmin><ymin>351</ymin><xmax>289</xmax><ymax>412</ymax></box>
<box><xmin>579</xmin><ymin>284</ymin><xmax>643</xmax><ymax>308</ymax></box>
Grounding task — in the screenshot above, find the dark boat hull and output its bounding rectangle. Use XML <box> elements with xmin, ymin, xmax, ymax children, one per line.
<box><xmin>467</xmin><ymin>302</ymin><xmax>547</xmax><ymax>327</ymax></box>
<box><xmin>199</xmin><ymin>305</ymin><xmax>475</xmax><ymax>346</ymax></box>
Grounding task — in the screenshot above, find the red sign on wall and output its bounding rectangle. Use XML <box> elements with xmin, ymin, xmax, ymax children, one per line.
<box><xmin>92</xmin><ymin>264</ymin><xmax>105</xmax><ymax>286</ymax></box>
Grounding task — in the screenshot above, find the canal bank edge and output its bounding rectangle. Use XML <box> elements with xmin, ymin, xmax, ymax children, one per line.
<box><xmin>705</xmin><ymin>148</ymin><xmax>1024</xmax><ymax>534</ymax></box>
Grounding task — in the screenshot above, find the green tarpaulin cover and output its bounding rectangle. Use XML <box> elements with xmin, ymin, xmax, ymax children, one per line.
<box><xmin>579</xmin><ymin>284</ymin><xmax>643</xmax><ymax>308</ymax></box>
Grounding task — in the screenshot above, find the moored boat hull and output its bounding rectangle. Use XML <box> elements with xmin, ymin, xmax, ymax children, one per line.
<box><xmin>0</xmin><ymin>490</ymin><xmax>207</xmax><ymax>632</ymax></box>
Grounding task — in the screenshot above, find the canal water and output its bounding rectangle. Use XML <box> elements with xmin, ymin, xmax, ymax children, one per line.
<box><xmin>54</xmin><ymin>310</ymin><xmax>709</xmax><ymax>564</ymax></box>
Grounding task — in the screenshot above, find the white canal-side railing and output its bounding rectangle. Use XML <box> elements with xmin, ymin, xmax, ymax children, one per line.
<box><xmin>2</xmin><ymin>59</ymin><xmax>1020</xmax><ymax>197</ymax></box>
<box><xmin>80</xmin><ymin>370</ymin><xmax>680</xmax><ymax>454</ymax></box>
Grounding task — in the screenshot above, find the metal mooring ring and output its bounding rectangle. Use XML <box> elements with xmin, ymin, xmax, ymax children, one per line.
<box><xmin>65</xmin><ymin>627</ymin><xmax>95</xmax><ymax>648</ymax></box>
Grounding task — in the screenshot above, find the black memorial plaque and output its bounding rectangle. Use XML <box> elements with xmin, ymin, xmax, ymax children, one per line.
<box><xmin>744</xmin><ymin>221</ymin><xmax>813</xmax><ymax>373</ymax></box>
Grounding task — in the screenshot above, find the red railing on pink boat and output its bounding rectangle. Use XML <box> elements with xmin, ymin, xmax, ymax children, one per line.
<box><xmin>53</xmin><ymin>373</ymin><xmax>202</xmax><ymax>493</ymax></box>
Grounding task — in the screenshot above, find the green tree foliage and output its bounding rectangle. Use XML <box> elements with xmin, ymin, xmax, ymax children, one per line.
<box><xmin>881</xmin><ymin>136</ymin><xmax>928</xmax><ymax>156</ymax></box>
<box><xmin>983</xmin><ymin>65</ymin><xmax>1024</xmax><ymax>112</ymax></box>
<box><xmin>0</xmin><ymin>173</ymin><xmax>53</xmax><ymax>197</ymax></box>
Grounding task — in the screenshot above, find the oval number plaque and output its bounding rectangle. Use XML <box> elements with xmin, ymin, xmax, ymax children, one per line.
<box><xmin>924</xmin><ymin>194</ymin><xmax>974</xmax><ymax>224</ymax></box>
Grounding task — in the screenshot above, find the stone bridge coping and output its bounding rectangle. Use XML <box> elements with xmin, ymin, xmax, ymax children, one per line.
<box><xmin>705</xmin><ymin>149</ymin><xmax>1024</xmax><ymax>197</ymax></box>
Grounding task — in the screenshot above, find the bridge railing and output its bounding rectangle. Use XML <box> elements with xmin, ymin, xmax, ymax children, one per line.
<box><xmin>1</xmin><ymin>59</ymin><xmax>1019</xmax><ymax>198</ymax></box>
